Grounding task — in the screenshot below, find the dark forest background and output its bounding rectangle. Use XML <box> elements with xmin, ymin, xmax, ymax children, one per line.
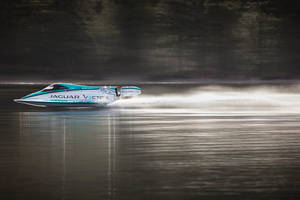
<box><xmin>1</xmin><ymin>0</ymin><xmax>300</xmax><ymax>83</ymax></box>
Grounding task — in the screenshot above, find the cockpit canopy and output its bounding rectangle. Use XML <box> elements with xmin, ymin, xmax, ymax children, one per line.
<box><xmin>41</xmin><ymin>84</ymin><xmax>68</xmax><ymax>92</ymax></box>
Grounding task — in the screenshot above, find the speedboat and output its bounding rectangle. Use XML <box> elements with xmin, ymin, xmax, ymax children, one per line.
<box><xmin>14</xmin><ymin>83</ymin><xmax>141</xmax><ymax>107</ymax></box>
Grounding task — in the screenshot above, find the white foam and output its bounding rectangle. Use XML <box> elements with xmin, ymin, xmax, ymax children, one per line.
<box><xmin>112</xmin><ymin>86</ymin><xmax>300</xmax><ymax>114</ymax></box>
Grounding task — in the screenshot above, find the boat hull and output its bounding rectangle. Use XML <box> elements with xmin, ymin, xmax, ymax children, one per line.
<box><xmin>14</xmin><ymin>99</ymin><xmax>109</xmax><ymax>107</ymax></box>
<box><xmin>14</xmin><ymin>83</ymin><xmax>141</xmax><ymax>107</ymax></box>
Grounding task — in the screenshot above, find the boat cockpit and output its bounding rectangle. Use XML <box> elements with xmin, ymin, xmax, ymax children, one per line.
<box><xmin>41</xmin><ymin>84</ymin><xmax>68</xmax><ymax>92</ymax></box>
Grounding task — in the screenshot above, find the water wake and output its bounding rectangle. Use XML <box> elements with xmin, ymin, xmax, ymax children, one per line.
<box><xmin>113</xmin><ymin>85</ymin><xmax>300</xmax><ymax>114</ymax></box>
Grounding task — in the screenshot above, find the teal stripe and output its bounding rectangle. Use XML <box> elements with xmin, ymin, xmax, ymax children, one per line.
<box><xmin>23</xmin><ymin>89</ymin><xmax>68</xmax><ymax>98</ymax></box>
<box><xmin>122</xmin><ymin>86</ymin><xmax>141</xmax><ymax>90</ymax></box>
<box><xmin>20</xmin><ymin>99</ymin><xmax>104</xmax><ymax>104</ymax></box>
<box><xmin>23</xmin><ymin>88</ymin><xmax>100</xmax><ymax>99</ymax></box>
<box><xmin>60</xmin><ymin>83</ymin><xmax>100</xmax><ymax>90</ymax></box>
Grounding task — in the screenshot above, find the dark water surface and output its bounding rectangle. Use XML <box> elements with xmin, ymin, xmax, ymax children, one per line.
<box><xmin>1</xmin><ymin>84</ymin><xmax>300</xmax><ymax>200</ymax></box>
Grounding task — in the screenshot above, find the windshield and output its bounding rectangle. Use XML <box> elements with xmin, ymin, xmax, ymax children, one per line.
<box><xmin>42</xmin><ymin>84</ymin><xmax>68</xmax><ymax>92</ymax></box>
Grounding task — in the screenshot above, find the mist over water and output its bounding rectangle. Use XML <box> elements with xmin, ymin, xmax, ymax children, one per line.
<box><xmin>114</xmin><ymin>85</ymin><xmax>300</xmax><ymax>114</ymax></box>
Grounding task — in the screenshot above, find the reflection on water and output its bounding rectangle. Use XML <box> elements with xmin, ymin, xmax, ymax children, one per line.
<box><xmin>1</xmin><ymin>85</ymin><xmax>300</xmax><ymax>199</ymax></box>
<box><xmin>14</xmin><ymin>110</ymin><xmax>119</xmax><ymax>199</ymax></box>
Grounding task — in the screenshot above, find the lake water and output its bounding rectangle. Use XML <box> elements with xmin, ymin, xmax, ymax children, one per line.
<box><xmin>1</xmin><ymin>84</ymin><xmax>300</xmax><ymax>199</ymax></box>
